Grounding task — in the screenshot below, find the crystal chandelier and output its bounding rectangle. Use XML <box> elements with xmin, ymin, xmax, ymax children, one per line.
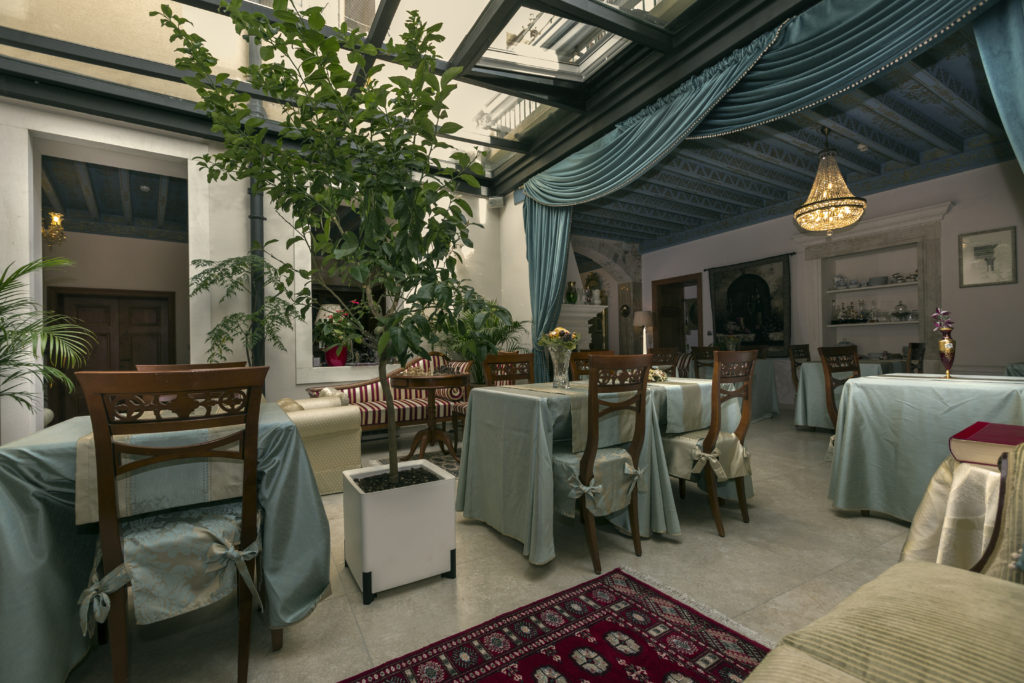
<box><xmin>793</xmin><ymin>128</ymin><xmax>866</xmax><ymax>237</ymax></box>
<box><xmin>42</xmin><ymin>211</ymin><xmax>66</xmax><ymax>247</ymax></box>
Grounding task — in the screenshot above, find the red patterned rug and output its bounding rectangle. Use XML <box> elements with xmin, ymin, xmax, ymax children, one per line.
<box><xmin>340</xmin><ymin>568</ymin><xmax>770</xmax><ymax>682</ymax></box>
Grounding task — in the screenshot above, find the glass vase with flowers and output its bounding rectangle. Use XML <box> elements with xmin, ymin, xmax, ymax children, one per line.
<box><xmin>931</xmin><ymin>307</ymin><xmax>955</xmax><ymax>378</ymax></box>
<box><xmin>537</xmin><ymin>326</ymin><xmax>578</xmax><ymax>388</ymax></box>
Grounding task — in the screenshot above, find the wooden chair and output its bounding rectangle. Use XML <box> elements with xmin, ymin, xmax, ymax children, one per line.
<box><xmin>692</xmin><ymin>346</ymin><xmax>714</xmax><ymax>377</ymax></box>
<box><xmin>76</xmin><ymin>366</ymin><xmax>276</xmax><ymax>683</ymax></box>
<box><xmin>483</xmin><ymin>352</ymin><xmax>534</xmax><ymax>386</ymax></box>
<box><xmin>136</xmin><ymin>361</ymin><xmax>247</xmax><ymax>371</ymax></box>
<box><xmin>788</xmin><ymin>344</ymin><xmax>811</xmax><ymax>389</ymax></box>
<box><xmin>818</xmin><ymin>346</ymin><xmax>861</xmax><ymax>429</ymax></box>
<box><xmin>569</xmin><ymin>349</ymin><xmax>614</xmax><ymax>380</ymax></box>
<box><xmin>662</xmin><ymin>350</ymin><xmax>757</xmax><ymax>537</ymax></box>
<box><xmin>554</xmin><ymin>354</ymin><xmax>652</xmax><ymax>573</ymax></box>
<box><xmin>906</xmin><ymin>342</ymin><xmax>925</xmax><ymax>373</ymax></box>
<box><xmin>650</xmin><ymin>347</ymin><xmax>683</xmax><ymax>376</ymax></box>
<box><xmin>677</xmin><ymin>350</ymin><xmax>694</xmax><ymax>378</ymax></box>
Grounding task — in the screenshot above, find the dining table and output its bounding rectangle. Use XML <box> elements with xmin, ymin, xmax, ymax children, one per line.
<box><xmin>693</xmin><ymin>357</ymin><xmax>779</xmax><ymax>423</ymax></box>
<box><xmin>829</xmin><ymin>373</ymin><xmax>1024</xmax><ymax>522</ymax></box>
<box><xmin>455</xmin><ymin>378</ymin><xmax>740</xmax><ymax>565</ymax></box>
<box><xmin>0</xmin><ymin>401</ymin><xmax>331</xmax><ymax>683</ymax></box>
<box><xmin>1006</xmin><ymin>362</ymin><xmax>1024</xmax><ymax>377</ymax></box>
<box><xmin>793</xmin><ymin>359</ymin><xmax>903</xmax><ymax>430</ymax></box>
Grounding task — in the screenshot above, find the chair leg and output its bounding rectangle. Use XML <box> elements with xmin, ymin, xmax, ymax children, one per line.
<box><xmin>109</xmin><ymin>589</ymin><xmax>130</xmax><ymax>683</ymax></box>
<box><xmin>703</xmin><ymin>467</ymin><xmax>725</xmax><ymax>537</ymax></box>
<box><xmin>271</xmin><ymin>628</ymin><xmax>284</xmax><ymax>651</ymax></box>
<box><xmin>452</xmin><ymin>413</ymin><xmax>460</xmax><ymax>453</ymax></box>
<box><xmin>581</xmin><ymin>506</ymin><xmax>602</xmax><ymax>574</ymax></box>
<box><xmin>678</xmin><ymin>478</ymin><xmax>686</xmax><ymax>499</ymax></box>
<box><xmin>238</xmin><ymin>563</ymin><xmax>254</xmax><ymax>683</ymax></box>
<box><xmin>628</xmin><ymin>490</ymin><xmax>642</xmax><ymax>558</ymax></box>
<box><xmin>735</xmin><ymin>477</ymin><xmax>750</xmax><ymax>523</ymax></box>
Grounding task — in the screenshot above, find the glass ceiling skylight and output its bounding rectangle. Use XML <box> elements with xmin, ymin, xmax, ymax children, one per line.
<box><xmin>593</xmin><ymin>0</ymin><xmax>699</xmax><ymax>27</ymax></box>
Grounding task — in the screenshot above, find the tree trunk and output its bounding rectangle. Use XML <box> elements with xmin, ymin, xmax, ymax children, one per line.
<box><xmin>379</xmin><ymin>356</ymin><xmax>399</xmax><ymax>483</ymax></box>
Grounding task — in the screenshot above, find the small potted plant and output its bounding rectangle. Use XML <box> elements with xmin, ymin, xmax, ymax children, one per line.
<box><xmin>314</xmin><ymin>300</ymin><xmax>365</xmax><ymax>366</ymax></box>
<box><xmin>931</xmin><ymin>307</ymin><xmax>955</xmax><ymax>378</ymax></box>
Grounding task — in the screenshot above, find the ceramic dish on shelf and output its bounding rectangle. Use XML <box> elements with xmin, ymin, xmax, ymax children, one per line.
<box><xmin>867</xmin><ymin>276</ymin><xmax>888</xmax><ymax>286</ymax></box>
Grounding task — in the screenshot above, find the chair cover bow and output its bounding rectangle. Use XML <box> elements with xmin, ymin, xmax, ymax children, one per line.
<box><xmin>691</xmin><ymin>444</ymin><xmax>728</xmax><ymax>480</ymax></box>
<box><xmin>623</xmin><ymin>461</ymin><xmax>647</xmax><ymax>494</ymax></box>
<box><xmin>206</xmin><ymin>533</ymin><xmax>263</xmax><ymax>613</ymax></box>
<box><xmin>568</xmin><ymin>474</ymin><xmax>603</xmax><ymax>500</ymax></box>
<box><xmin>77</xmin><ymin>561</ymin><xmax>132</xmax><ymax>637</ymax></box>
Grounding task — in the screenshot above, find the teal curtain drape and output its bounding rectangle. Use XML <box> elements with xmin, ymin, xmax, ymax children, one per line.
<box><xmin>974</xmin><ymin>0</ymin><xmax>1024</xmax><ymax>174</ymax></box>
<box><xmin>691</xmin><ymin>0</ymin><xmax>996</xmax><ymax>137</ymax></box>
<box><xmin>525</xmin><ymin>198</ymin><xmax>573</xmax><ymax>382</ymax></box>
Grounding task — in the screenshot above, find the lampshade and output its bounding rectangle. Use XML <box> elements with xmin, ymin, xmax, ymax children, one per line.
<box><xmin>633</xmin><ymin>310</ymin><xmax>653</xmax><ymax>327</ymax></box>
<box><xmin>794</xmin><ymin>128</ymin><xmax>866</xmax><ymax>237</ymax></box>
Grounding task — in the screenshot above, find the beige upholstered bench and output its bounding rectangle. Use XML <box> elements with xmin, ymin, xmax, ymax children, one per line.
<box><xmin>277</xmin><ymin>396</ymin><xmax>362</xmax><ymax>495</ymax></box>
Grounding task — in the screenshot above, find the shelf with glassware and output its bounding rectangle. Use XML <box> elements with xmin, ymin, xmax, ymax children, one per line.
<box><xmin>820</xmin><ymin>244</ymin><xmax>924</xmax><ymax>354</ymax></box>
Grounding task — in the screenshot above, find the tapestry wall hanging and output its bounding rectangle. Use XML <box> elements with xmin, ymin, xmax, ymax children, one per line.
<box><xmin>707</xmin><ymin>253</ymin><xmax>791</xmax><ymax>356</ymax></box>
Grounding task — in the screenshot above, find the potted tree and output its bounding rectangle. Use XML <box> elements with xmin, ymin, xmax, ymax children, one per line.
<box><xmin>156</xmin><ymin>1</ymin><xmax>485</xmax><ymax>600</ymax></box>
<box><xmin>0</xmin><ymin>258</ymin><xmax>94</xmax><ymax>427</ymax></box>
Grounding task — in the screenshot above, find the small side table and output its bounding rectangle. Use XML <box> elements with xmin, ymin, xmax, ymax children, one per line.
<box><xmin>390</xmin><ymin>372</ymin><xmax>469</xmax><ymax>461</ymax></box>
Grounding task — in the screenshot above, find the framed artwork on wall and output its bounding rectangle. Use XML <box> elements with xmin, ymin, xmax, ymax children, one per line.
<box><xmin>958</xmin><ymin>226</ymin><xmax>1017</xmax><ymax>288</ymax></box>
<box><xmin>707</xmin><ymin>253</ymin><xmax>791</xmax><ymax>357</ymax></box>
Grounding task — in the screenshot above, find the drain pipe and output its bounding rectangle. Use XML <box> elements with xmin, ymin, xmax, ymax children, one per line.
<box><xmin>247</xmin><ymin>35</ymin><xmax>266</xmax><ymax>367</ymax></box>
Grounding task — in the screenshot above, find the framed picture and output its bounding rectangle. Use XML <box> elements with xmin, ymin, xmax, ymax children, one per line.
<box><xmin>959</xmin><ymin>226</ymin><xmax>1017</xmax><ymax>288</ymax></box>
<box><xmin>707</xmin><ymin>253</ymin><xmax>791</xmax><ymax>356</ymax></box>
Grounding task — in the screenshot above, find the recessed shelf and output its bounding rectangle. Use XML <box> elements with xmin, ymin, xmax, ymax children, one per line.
<box><xmin>825</xmin><ymin>281</ymin><xmax>918</xmax><ymax>294</ymax></box>
<box><xmin>827</xmin><ymin>321</ymin><xmax>919</xmax><ymax>328</ymax></box>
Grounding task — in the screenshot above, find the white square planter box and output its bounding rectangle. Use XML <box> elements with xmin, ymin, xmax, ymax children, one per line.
<box><xmin>342</xmin><ymin>458</ymin><xmax>456</xmax><ymax>604</ymax></box>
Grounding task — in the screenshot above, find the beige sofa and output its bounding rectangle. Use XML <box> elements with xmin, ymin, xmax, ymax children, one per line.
<box><xmin>748</xmin><ymin>444</ymin><xmax>1024</xmax><ymax>681</ymax></box>
<box><xmin>278</xmin><ymin>395</ymin><xmax>362</xmax><ymax>495</ymax></box>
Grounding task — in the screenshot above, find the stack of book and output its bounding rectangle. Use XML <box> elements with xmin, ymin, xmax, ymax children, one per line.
<box><xmin>949</xmin><ymin>422</ymin><xmax>1024</xmax><ymax>467</ymax></box>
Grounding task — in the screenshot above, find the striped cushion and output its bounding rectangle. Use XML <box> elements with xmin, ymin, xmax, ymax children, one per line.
<box><xmin>438</xmin><ymin>361</ymin><xmax>473</xmax><ymax>401</ymax></box>
<box><xmin>354</xmin><ymin>398</ymin><xmax>454</xmax><ymax>427</ymax></box>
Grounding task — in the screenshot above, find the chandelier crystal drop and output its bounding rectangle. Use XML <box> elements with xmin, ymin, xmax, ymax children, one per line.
<box><xmin>793</xmin><ymin>128</ymin><xmax>866</xmax><ymax>237</ymax></box>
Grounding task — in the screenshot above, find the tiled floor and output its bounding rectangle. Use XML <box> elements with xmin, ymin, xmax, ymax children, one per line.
<box><xmin>69</xmin><ymin>409</ymin><xmax>910</xmax><ymax>682</ymax></box>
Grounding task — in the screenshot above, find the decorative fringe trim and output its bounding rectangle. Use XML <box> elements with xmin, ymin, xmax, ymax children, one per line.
<box><xmin>618</xmin><ymin>565</ymin><xmax>779</xmax><ymax>649</ymax></box>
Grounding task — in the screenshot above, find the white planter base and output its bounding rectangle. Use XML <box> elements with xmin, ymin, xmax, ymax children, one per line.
<box><xmin>342</xmin><ymin>459</ymin><xmax>456</xmax><ymax>604</ymax></box>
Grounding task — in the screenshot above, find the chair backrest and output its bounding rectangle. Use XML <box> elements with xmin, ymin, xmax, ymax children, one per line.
<box><xmin>483</xmin><ymin>352</ymin><xmax>534</xmax><ymax>385</ymax></box>
<box><xmin>580</xmin><ymin>354</ymin><xmax>652</xmax><ymax>486</ymax></box>
<box><xmin>135</xmin><ymin>361</ymin><xmax>247</xmax><ymax>371</ymax></box>
<box><xmin>818</xmin><ymin>345</ymin><xmax>861</xmax><ymax>428</ymax></box>
<box><xmin>570</xmin><ymin>349</ymin><xmax>613</xmax><ymax>380</ymax></box>
<box><xmin>906</xmin><ymin>342</ymin><xmax>925</xmax><ymax>373</ymax></box>
<box><xmin>788</xmin><ymin>344</ymin><xmax>811</xmax><ymax>389</ymax></box>
<box><xmin>703</xmin><ymin>350</ymin><xmax>758</xmax><ymax>452</ymax></box>
<box><xmin>677</xmin><ymin>350</ymin><xmax>694</xmax><ymax>378</ymax></box>
<box><xmin>76</xmin><ymin>366</ymin><xmax>268</xmax><ymax>580</ymax></box>
<box><xmin>693</xmin><ymin>346</ymin><xmax>714</xmax><ymax>377</ymax></box>
<box><xmin>650</xmin><ymin>348</ymin><xmax>682</xmax><ymax>376</ymax></box>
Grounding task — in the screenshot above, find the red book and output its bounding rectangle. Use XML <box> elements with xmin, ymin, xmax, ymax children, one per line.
<box><xmin>949</xmin><ymin>422</ymin><xmax>1024</xmax><ymax>467</ymax></box>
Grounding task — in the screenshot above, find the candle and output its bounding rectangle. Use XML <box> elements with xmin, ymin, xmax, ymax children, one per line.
<box><xmin>642</xmin><ymin>326</ymin><xmax>648</xmax><ymax>354</ymax></box>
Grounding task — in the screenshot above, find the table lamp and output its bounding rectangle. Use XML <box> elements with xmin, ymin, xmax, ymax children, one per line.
<box><xmin>634</xmin><ymin>310</ymin><xmax>653</xmax><ymax>354</ymax></box>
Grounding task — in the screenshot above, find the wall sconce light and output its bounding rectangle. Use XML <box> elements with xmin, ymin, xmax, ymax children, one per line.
<box><xmin>42</xmin><ymin>211</ymin><xmax>66</xmax><ymax>247</ymax></box>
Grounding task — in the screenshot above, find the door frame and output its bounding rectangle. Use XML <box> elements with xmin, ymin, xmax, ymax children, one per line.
<box><xmin>651</xmin><ymin>273</ymin><xmax>703</xmax><ymax>350</ymax></box>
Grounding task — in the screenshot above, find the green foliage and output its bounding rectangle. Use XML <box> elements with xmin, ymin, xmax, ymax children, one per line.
<box><xmin>0</xmin><ymin>258</ymin><xmax>95</xmax><ymax>410</ymax></box>
<box><xmin>155</xmin><ymin>2</ymin><xmax>485</xmax><ymax>479</ymax></box>
<box><xmin>437</xmin><ymin>290</ymin><xmax>525</xmax><ymax>384</ymax></box>
<box><xmin>188</xmin><ymin>252</ymin><xmax>309</xmax><ymax>366</ymax></box>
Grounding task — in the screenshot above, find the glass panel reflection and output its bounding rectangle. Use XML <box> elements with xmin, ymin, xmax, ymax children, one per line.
<box><xmin>592</xmin><ymin>0</ymin><xmax>698</xmax><ymax>26</ymax></box>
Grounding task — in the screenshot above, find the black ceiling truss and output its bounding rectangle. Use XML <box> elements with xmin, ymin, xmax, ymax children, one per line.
<box><xmin>519</xmin><ymin>0</ymin><xmax>674</xmax><ymax>52</ymax></box>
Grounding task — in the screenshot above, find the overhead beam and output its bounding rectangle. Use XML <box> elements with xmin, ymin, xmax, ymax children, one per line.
<box><xmin>710</xmin><ymin>134</ymin><xmax>818</xmax><ymax>179</ymax></box>
<box><xmin>858</xmin><ymin>83</ymin><xmax>962</xmax><ymax>153</ymax></box>
<box><xmin>572</xmin><ymin>222</ymin><xmax>646</xmax><ymax>242</ymax></box>
<box><xmin>670</xmin><ymin>150</ymin><xmax>800</xmax><ymax>199</ymax></box>
<box><xmin>759</xmin><ymin>122</ymin><xmax>880</xmax><ymax>176</ymax></box>
<box><xmin>592</xmin><ymin>191</ymin><xmax>721</xmax><ymax>222</ymax></box>
<box><xmin>575</xmin><ymin>207</ymin><xmax>684</xmax><ymax>233</ymax></box>
<box><xmin>119</xmin><ymin>169</ymin><xmax>133</xmax><ymax>224</ymax></box>
<box><xmin>572</xmin><ymin>214</ymin><xmax>671</xmax><ymax>239</ymax></box>
<box><xmin>804</xmin><ymin>104</ymin><xmax>918</xmax><ymax>165</ymax></box>
<box><xmin>40</xmin><ymin>168</ymin><xmax>63</xmax><ymax>213</ymax></box>
<box><xmin>659</xmin><ymin>155</ymin><xmax>794</xmax><ymax>202</ymax></box>
<box><xmin>521</xmin><ymin>0</ymin><xmax>674</xmax><ymax>52</ymax></box>
<box><xmin>641</xmin><ymin>168</ymin><xmax>763</xmax><ymax>210</ymax></box>
<box><xmin>449</xmin><ymin>0</ymin><xmax>521</xmax><ymax>68</ymax></box>
<box><xmin>351</xmin><ymin>0</ymin><xmax>401</xmax><ymax>89</ymax></box>
<box><xmin>74</xmin><ymin>162</ymin><xmax>100</xmax><ymax>220</ymax></box>
<box><xmin>460</xmin><ymin>70</ymin><xmax>587</xmax><ymax>111</ymax></box>
<box><xmin>901</xmin><ymin>58</ymin><xmax>1003</xmax><ymax>136</ymax></box>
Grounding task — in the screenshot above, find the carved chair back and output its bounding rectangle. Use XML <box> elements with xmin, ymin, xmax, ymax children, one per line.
<box><xmin>906</xmin><ymin>342</ymin><xmax>925</xmax><ymax>373</ymax></box>
<box><xmin>650</xmin><ymin>348</ymin><xmax>683</xmax><ymax>376</ymax></box>
<box><xmin>693</xmin><ymin>346</ymin><xmax>715</xmax><ymax>377</ymax></box>
<box><xmin>570</xmin><ymin>349</ymin><xmax>613</xmax><ymax>380</ymax></box>
<box><xmin>483</xmin><ymin>352</ymin><xmax>534</xmax><ymax>385</ymax></box>
<box><xmin>704</xmin><ymin>350</ymin><xmax>758</xmax><ymax>452</ymax></box>
<box><xmin>788</xmin><ymin>344</ymin><xmax>811</xmax><ymax>389</ymax></box>
<box><xmin>818</xmin><ymin>345</ymin><xmax>861</xmax><ymax>428</ymax></box>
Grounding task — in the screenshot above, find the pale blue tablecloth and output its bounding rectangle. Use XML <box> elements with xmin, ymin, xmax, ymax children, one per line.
<box><xmin>1007</xmin><ymin>362</ymin><xmax>1024</xmax><ymax>377</ymax></box>
<box><xmin>695</xmin><ymin>358</ymin><xmax>779</xmax><ymax>423</ymax></box>
<box><xmin>794</xmin><ymin>361</ymin><xmax>901</xmax><ymax>430</ymax></box>
<box><xmin>829</xmin><ymin>374</ymin><xmax>1024</xmax><ymax>521</ymax></box>
<box><xmin>456</xmin><ymin>379</ymin><xmax>738</xmax><ymax>565</ymax></box>
<box><xmin>0</xmin><ymin>402</ymin><xmax>331</xmax><ymax>683</ymax></box>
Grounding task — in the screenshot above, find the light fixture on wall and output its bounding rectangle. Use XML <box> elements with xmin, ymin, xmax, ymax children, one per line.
<box><xmin>634</xmin><ymin>309</ymin><xmax>653</xmax><ymax>354</ymax></box>
<box><xmin>42</xmin><ymin>211</ymin><xmax>66</xmax><ymax>247</ymax></box>
<box><xmin>794</xmin><ymin>128</ymin><xmax>866</xmax><ymax>237</ymax></box>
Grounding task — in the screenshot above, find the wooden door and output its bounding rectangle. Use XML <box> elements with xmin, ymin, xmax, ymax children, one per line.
<box><xmin>652</xmin><ymin>274</ymin><xmax>703</xmax><ymax>351</ymax></box>
<box><xmin>48</xmin><ymin>289</ymin><xmax>174</xmax><ymax>422</ymax></box>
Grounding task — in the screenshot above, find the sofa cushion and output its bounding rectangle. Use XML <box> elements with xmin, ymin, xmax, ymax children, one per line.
<box><xmin>353</xmin><ymin>397</ymin><xmax>453</xmax><ymax>427</ymax></box>
<box><xmin>752</xmin><ymin>561</ymin><xmax>1024</xmax><ymax>683</ymax></box>
<box><xmin>277</xmin><ymin>397</ymin><xmax>303</xmax><ymax>413</ymax></box>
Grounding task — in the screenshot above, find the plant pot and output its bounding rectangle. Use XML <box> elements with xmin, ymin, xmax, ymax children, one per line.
<box><xmin>325</xmin><ymin>344</ymin><xmax>348</xmax><ymax>366</ymax></box>
<box><xmin>342</xmin><ymin>459</ymin><xmax>456</xmax><ymax>604</ymax></box>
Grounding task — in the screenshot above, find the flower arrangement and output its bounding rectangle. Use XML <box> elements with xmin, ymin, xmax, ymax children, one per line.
<box><xmin>314</xmin><ymin>299</ymin><xmax>365</xmax><ymax>350</ymax></box>
<box><xmin>931</xmin><ymin>307</ymin><xmax>954</xmax><ymax>333</ymax></box>
<box><xmin>537</xmin><ymin>326</ymin><xmax>578</xmax><ymax>350</ymax></box>
<box><xmin>648</xmin><ymin>367</ymin><xmax>668</xmax><ymax>383</ymax></box>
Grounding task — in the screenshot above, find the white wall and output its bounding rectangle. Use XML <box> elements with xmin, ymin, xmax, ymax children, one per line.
<box><xmin>642</xmin><ymin>161</ymin><xmax>1024</xmax><ymax>381</ymax></box>
<box><xmin>495</xmin><ymin>194</ymin><xmax>532</xmax><ymax>347</ymax></box>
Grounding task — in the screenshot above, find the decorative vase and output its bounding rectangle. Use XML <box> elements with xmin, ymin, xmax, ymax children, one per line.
<box><xmin>549</xmin><ymin>346</ymin><xmax>572</xmax><ymax>389</ymax></box>
<box><xmin>325</xmin><ymin>344</ymin><xmax>348</xmax><ymax>366</ymax></box>
<box><xmin>937</xmin><ymin>327</ymin><xmax>955</xmax><ymax>378</ymax></box>
<box><xmin>565</xmin><ymin>281</ymin><xmax>578</xmax><ymax>304</ymax></box>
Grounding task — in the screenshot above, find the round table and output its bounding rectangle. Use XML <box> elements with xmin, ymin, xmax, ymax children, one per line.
<box><xmin>389</xmin><ymin>372</ymin><xmax>469</xmax><ymax>461</ymax></box>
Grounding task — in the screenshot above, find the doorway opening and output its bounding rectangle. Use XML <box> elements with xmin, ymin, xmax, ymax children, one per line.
<box><xmin>651</xmin><ymin>273</ymin><xmax>703</xmax><ymax>353</ymax></box>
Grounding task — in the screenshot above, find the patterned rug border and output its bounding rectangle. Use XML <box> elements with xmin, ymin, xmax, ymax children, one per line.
<box><xmin>340</xmin><ymin>566</ymin><xmax>772</xmax><ymax>682</ymax></box>
<box><xmin>619</xmin><ymin>564</ymin><xmax>779</xmax><ymax>649</ymax></box>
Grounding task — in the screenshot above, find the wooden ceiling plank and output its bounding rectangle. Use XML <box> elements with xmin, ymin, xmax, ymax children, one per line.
<box><xmin>805</xmin><ymin>104</ymin><xmax>918</xmax><ymax>165</ymax></box>
<box><xmin>903</xmin><ymin>59</ymin><xmax>1003</xmax><ymax>136</ymax></box>
<box><xmin>668</xmin><ymin>150</ymin><xmax>797</xmax><ymax>200</ymax></box>
<box><xmin>759</xmin><ymin>122</ymin><xmax>880</xmax><ymax>176</ymax></box>
<box><xmin>576</xmin><ymin>206</ymin><xmax>685</xmax><ymax>233</ymax></box>
<box><xmin>74</xmin><ymin>162</ymin><xmax>100</xmax><ymax>220</ymax></box>
<box><xmin>594</xmin><ymin>189</ymin><xmax>721</xmax><ymax>222</ymax></box>
<box><xmin>858</xmin><ymin>83</ymin><xmax>962</xmax><ymax>154</ymax></box>
<box><xmin>640</xmin><ymin>169</ymin><xmax>763</xmax><ymax>209</ymax></box>
<box><xmin>40</xmin><ymin>168</ymin><xmax>63</xmax><ymax>213</ymax></box>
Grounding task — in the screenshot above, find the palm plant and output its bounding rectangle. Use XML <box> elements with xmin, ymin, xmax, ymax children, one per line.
<box><xmin>438</xmin><ymin>290</ymin><xmax>525</xmax><ymax>384</ymax></box>
<box><xmin>0</xmin><ymin>258</ymin><xmax>94</xmax><ymax>409</ymax></box>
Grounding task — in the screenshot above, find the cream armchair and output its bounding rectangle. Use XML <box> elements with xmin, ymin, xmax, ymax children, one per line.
<box><xmin>278</xmin><ymin>395</ymin><xmax>362</xmax><ymax>495</ymax></box>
